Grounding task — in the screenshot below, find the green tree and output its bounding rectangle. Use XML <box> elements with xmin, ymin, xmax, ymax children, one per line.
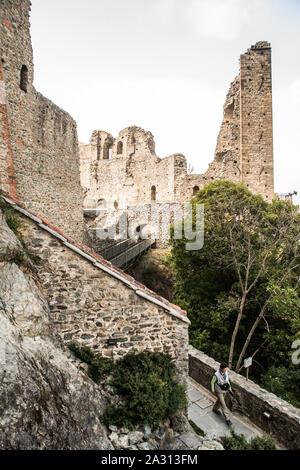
<box><xmin>170</xmin><ymin>181</ymin><xmax>300</xmax><ymax>373</ymax></box>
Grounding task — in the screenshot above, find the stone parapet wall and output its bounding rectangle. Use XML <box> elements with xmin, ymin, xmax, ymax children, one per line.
<box><xmin>189</xmin><ymin>346</ymin><xmax>300</xmax><ymax>450</ymax></box>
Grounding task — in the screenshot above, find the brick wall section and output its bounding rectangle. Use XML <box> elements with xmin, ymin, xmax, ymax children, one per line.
<box><xmin>189</xmin><ymin>346</ymin><xmax>300</xmax><ymax>450</ymax></box>
<box><xmin>0</xmin><ymin>0</ymin><xmax>85</xmax><ymax>242</ymax></box>
<box><xmin>15</xmin><ymin>210</ymin><xmax>189</xmax><ymax>383</ymax></box>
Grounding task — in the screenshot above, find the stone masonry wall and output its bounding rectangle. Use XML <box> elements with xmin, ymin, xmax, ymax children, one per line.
<box><xmin>189</xmin><ymin>346</ymin><xmax>300</xmax><ymax>450</ymax></box>
<box><xmin>80</xmin><ymin>126</ymin><xmax>186</xmax><ymax>210</ymax></box>
<box><xmin>0</xmin><ymin>0</ymin><xmax>85</xmax><ymax>242</ymax></box>
<box><xmin>19</xmin><ymin>213</ymin><xmax>189</xmax><ymax>383</ymax></box>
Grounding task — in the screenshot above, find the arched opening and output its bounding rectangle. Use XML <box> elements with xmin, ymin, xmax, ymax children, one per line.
<box><xmin>114</xmin><ymin>200</ymin><xmax>118</xmax><ymax>210</ymax></box>
<box><xmin>20</xmin><ymin>65</ymin><xmax>28</xmax><ymax>92</ymax></box>
<box><xmin>117</xmin><ymin>141</ymin><xmax>123</xmax><ymax>155</ymax></box>
<box><xmin>103</xmin><ymin>142</ymin><xmax>113</xmax><ymax>160</ymax></box>
<box><xmin>193</xmin><ymin>186</ymin><xmax>200</xmax><ymax>196</ymax></box>
<box><xmin>151</xmin><ymin>185</ymin><xmax>156</xmax><ymax>202</ymax></box>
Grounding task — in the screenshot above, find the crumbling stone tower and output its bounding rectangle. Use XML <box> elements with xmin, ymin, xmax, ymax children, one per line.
<box><xmin>213</xmin><ymin>41</ymin><xmax>274</xmax><ymax>201</ymax></box>
<box><xmin>239</xmin><ymin>42</ymin><xmax>274</xmax><ymax>200</ymax></box>
<box><xmin>180</xmin><ymin>41</ymin><xmax>275</xmax><ymax>202</ymax></box>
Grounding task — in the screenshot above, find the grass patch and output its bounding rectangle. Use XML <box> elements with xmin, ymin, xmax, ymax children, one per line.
<box><xmin>189</xmin><ymin>420</ymin><xmax>205</xmax><ymax>437</ymax></box>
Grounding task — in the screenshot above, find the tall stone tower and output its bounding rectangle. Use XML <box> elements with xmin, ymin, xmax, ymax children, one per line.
<box><xmin>239</xmin><ymin>41</ymin><xmax>274</xmax><ymax>201</ymax></box>
<box><xmin>0</xmin><ymin>0</ymin><xmax>86</xmax><ymax>242</ymax></box>
<box><xmin>211</xmin><ymin>41</ymin><xmax>274</xmax><ymax>201</ymax></box>
<box><xmin>0</xmin><ymin>0</ymin><xmax>33</xmax><ymax>198</ymax></box>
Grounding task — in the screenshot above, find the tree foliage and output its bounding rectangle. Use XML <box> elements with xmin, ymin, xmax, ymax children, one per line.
<box><xmin>170</xmin><ymin>181</ymin><xmax>300</xmax><ymax>382</ymax></box>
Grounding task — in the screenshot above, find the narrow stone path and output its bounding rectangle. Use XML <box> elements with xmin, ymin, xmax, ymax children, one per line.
<box><xmin>188</xmin><ymin>377</ymin><xmax>265</xmax><ymax>441</ymax></box>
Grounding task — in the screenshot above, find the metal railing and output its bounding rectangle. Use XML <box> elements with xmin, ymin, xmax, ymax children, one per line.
<box><xmin>99</xmin><ymin>238</ymin><xmax>136</xmax><ymax>261</ymax></box>
<box><xmin>110</xmin><ymin>238</ymin><xmax>155</xmax><ymax>268</ymax></box>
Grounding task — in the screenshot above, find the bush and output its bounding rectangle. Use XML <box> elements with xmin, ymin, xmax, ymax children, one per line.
<box><xmin>223</xmin><ymin>431</ymin><xmax>276</xmax><ymax>450</ymax></box>
<box><xmin>0</xmin><ymin>199</ymin><xmax>24</xmax><ymax>241</ymax></box>
<box><xmin>68</xmin><ymin>343</ymin><xmax>114</xmax><ymax>382</ymax></box>
<box><xmin>68</xmin><ymin>346</ymin><xmax>187</xmax><ymax>429</ymax></box>
<box><xmin>103</xmin><ymin>351</ymin><xmax>187</xmax><ymax>429</ymax></box>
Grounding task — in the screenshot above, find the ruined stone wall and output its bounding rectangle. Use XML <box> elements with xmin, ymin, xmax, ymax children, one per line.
<box><xmin>80</xmin><ymin>42</ymin><xmax>274</xmax><ymax>212</ymax></box>
<box><xmin>189</xmin><ymin>347</ymin><xmax>300</xmax><ymax>450</ymax></box>
<box><xmin>20</xmin><ymin>213</ymin><xmax>189</xmax><ymax>382</ymax></box>
<box><xmin>80</xmin><ymin>126</ymin><xmax>187</xmax><ymax>209</ymax></box>
<box><xmin>0</xmin><ymin>0</ymin><xmax>85</xmax><ymax>242</ymax></box>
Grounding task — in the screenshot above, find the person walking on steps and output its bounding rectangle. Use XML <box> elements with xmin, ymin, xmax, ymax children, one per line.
<box><xmin>211</xmin><ymin>362</ymin><xmax>233</xmax><ymax>426</ymax></box>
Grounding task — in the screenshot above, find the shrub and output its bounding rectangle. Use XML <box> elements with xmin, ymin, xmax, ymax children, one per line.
<box><xmin>260</xmin><ymin>366</ymin><xmax>300</xmax><ymax>408</ymax></box>
<box><xmin>68</xmin><ymin>343</ymin><xmax>114</xmax><ymax>382</ymax></box>
<box><xmin>103</xmin><ymin>351</ymin><xmax>187</xmax><ymax>429</ymax></box>
<box><xmin>223</xmin><ymin>431</ymin><xmax>276</xmax><ymax>450</ymax></box>
<box><xmin>0</xmin><ymin>199</ymin><xmax>24</xmax><ymax>241</ymax></box>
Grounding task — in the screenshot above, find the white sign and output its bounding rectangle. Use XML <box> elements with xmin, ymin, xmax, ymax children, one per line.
<box><xmin>244</xmin><ymin>357</ymin><xmax>252</xmax><ymax>368</ymax></box>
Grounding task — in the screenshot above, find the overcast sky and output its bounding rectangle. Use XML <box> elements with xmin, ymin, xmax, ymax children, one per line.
<box><xmin>30</xmin><ymin>0</ymin><xmax>300</xmax><ymax>204</ymax></box>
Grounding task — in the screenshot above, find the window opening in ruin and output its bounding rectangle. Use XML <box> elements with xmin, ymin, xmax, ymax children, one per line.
<box><xmin>103</xmin><ymin>147</ymin><xmax>109</xmax><ymax>159</ymax></box>
<box><xmin>114</xmin><ymin>201</ymin><xmax>118</xmax><ymax>210</ymax></box>
<box><xmin>193</xmin><ymin>186</ymin><xmax>200</xmax><ymax>196</ymax></box>
<box><xmin>20</xmin><ymin>65</ymin><xmax>28</xmax><ymax>92</ymax></box>
<box><xmin>103</xmin><ymin>143</ymin><xmax>113</xmax><ymax>160</ymax></box>
<box><xmin>151</xmin><ymin>185</ymin><xmax>156</xmax><ymax>202</ymax></box>
<box><xmin>117</xmin><ymin>141</ymin><xmax>123</xmax><ymax>155</ymax></box>
<box><xmin>97</xmin><ymin>134</ymin><xmax>101</xmax><ymax>160</ymax></box>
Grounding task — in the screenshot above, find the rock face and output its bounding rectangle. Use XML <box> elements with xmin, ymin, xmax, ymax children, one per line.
<box><xmin>0</xmin><ymin>211</ymin><xmax>113</xmax><ymax>450</ymax></box>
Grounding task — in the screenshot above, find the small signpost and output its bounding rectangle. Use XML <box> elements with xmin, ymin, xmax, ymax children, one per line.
<box><xmin>244</xmin><ymin>356</ymin><xmax>252</xmax><ymax>381</ymax></box>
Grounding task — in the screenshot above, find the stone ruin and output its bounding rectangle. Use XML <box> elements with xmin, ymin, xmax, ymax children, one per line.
<box><xmin>80</xmin><ymin>41</ymin><xmax>275</xmax><ymax>214</ymax></box>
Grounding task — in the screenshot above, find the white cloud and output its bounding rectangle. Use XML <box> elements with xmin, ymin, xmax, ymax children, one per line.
<box><xmin>186</xmin><ymin>0</ymin><xmax>268</xmax><ymax>41</ymax></box>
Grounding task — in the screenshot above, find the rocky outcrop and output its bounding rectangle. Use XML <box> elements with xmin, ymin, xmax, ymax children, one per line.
<box><xmin>105</xmin><ymin>416</ymin><xmax>224</xmax><ymax>451</ymax></box>
<box><xmin>0</xmin><ymin>206</ymin><xmax>221</xmax><ymax>450</ymax></box>
<box><xmin>0</xmin><ymin>210</ymin><xmax>113</xmax><ymax>450</ymax></box>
